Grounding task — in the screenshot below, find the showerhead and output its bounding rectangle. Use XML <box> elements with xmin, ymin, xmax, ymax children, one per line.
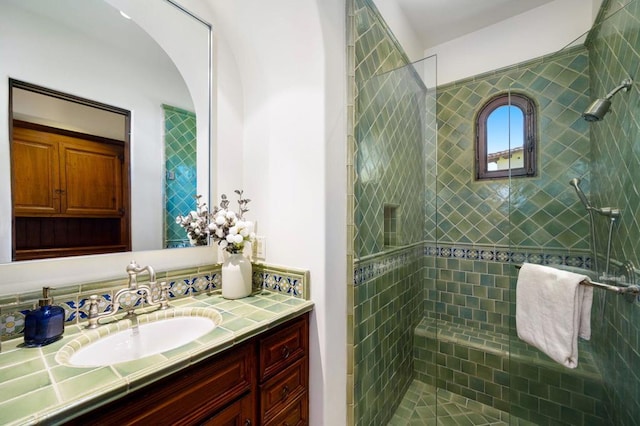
<box><xmin>569</xmin><ymin>178</ymin><xmax>591</xmax><ymax>210</ymax></box>
<box><xmin>582</xmin><ymin>98</ymin><xmax>612</xmax><ymax>122</ymax></box>
<box><xmin>582</xmin><ymin>78</ymin><xmax>633</xmax><ymax>122</ymax></box>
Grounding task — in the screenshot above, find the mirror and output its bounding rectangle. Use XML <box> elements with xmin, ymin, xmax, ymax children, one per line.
<box><xmin>0</xmin><ymin>0</ymin><xmax>212</xmax><ymax>263</ymax></box>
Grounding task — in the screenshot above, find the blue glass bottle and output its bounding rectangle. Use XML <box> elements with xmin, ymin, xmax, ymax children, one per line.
<box><xmin>24</xmin><ymin>287</ymin><xmax>65</xmax><ymax>347</ymax></box>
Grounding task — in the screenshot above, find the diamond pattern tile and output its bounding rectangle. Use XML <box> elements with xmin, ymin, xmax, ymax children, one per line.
<box><xmin>354</xmin><ymin>0</ymin><xmax>435</xmax><ymax>258</ymax></box>
<box><xmin>352</xmin><ymin>1</ymin><xmax>433</xmax><ymax>424</ymax></box>
<box><xmin>388</xmin><ymin>380</ymin><xmax>513</xmax><ymax>426</ymax></box>
<box><xmin>163</xmin><ymin>105</ymin><xmax>197</xmax><ymax>248</ymax></box>
<box><xmin>350</xmin><ymin>0</ymin><xmax>640</xmax><ymax>425</ymax></box>
<box><xmin>438</xmin><ymin>48</ymin><xmax>592</xmax><ymax>250</ymax></box>
<box><xmin>585</xmin><ymin>2</ymin><xmax>640</xmax><ymax>425</ymax></box>
<box><xmin>589</xmin><ymin>0</ymin><xmax>640</xmax><ymax>270</ymax></box>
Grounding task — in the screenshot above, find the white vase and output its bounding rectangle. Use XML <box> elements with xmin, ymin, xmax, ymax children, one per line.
<box><xmin>221</xmin><ymin>253</ymin><xmax>252</xmax><ymax>299</ymax></box>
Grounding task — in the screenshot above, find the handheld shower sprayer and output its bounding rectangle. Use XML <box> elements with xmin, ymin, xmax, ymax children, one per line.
<box><xmin>569</xmin><ymin>178</ymin><xmax>591</xmax><ymax>210</ymax></box>
<box><xmin>582</xmin><ymin>77</ymin><xmax>633</xmax><ymax>122</ymax></box>
<box><xmin>569</xmin><ymin>178</ymin><xmax>621</xmax><ymax>218</ymax></box>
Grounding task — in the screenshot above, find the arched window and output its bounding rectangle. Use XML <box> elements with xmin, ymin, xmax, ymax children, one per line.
<box><xmin>476</xmin><ymin>93</ymin><xmax>537</xmax><ymax>180</ymax></box>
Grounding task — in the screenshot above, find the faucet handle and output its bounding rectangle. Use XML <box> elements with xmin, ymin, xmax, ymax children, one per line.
<box><xmin>86</xmin><ymin>295</ymin><xmax>100</xmax><ymax>329</ymax></box>
<box><xmin>126</xmin><ymin>260</ymin><xmax>141</xmax><ymax>273</ymax></box>
<box><xmin>159</xmin><ymin>282</ymin><xmax>170</xmax><ymax>310</ymax></box>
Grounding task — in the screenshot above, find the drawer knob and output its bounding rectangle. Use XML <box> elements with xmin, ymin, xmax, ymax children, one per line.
<box><xmin>244</xmin><ymin>420</ymin><xmax>251</xmax><ymax>426</ymax></box>
<box><xmin>281</xmin><ymin>345</ymin><xmax>290</xmax><ymax>359</ymax></box>
<box><xmin>281</xmin><ymin>385</ymin><xmax>290</xmax><ymax>401</ymax></box>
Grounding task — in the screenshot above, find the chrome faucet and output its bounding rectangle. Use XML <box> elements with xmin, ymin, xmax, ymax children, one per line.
<box><xmin>86</xmin><ymin>261</ymin><xmax>170</xmax><ymax>329</ymax></box>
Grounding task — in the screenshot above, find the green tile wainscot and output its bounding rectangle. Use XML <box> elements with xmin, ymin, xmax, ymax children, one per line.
<box><xmin>0</xmin><ymin>290</ymin><xmax>313</xmax><ymax>425</ymax></box>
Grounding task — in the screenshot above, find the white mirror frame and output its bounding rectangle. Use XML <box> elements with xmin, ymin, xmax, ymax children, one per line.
<box><xmin>0</xmin><ymin>0</ymin><xmax>215</xmax><ymax>294</ymax></box>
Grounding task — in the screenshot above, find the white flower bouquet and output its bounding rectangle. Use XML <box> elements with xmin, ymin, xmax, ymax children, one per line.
<box><xmin>175</xmin><ymin>195</ymin><xmax>210</xmax><ymax>246</ymax></box>
<box><xmin>208</xmin><ymin>190</ymin><xmax>256</xmax><ymax>254</ymax></box>
<box><xmin>176</xmin><ymin>190</ymin><xmax>255</xmax><ymax>254</ymax></box>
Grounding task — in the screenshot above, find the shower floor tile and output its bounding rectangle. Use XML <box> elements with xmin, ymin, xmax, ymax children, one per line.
<box><xmin>388</xmin><ymin>380</ymin><xmax>514</xmax><ymax>426</ymax></box>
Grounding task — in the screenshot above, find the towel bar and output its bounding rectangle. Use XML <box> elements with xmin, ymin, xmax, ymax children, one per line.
<box><xmin>514</xmin><ymin>264</ymin><xmax>640</xmax><ymax>296</ymax></box>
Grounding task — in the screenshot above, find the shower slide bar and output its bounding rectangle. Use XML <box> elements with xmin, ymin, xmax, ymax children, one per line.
<box><xmin>580</xmin><ymin>279</ymin><xmax>640</xmax><ymax>295</ymax></box>
<box><xmin>515</xmin><ymin>264</ymin><xmax>640</xmax><ymax>296</ymax></box>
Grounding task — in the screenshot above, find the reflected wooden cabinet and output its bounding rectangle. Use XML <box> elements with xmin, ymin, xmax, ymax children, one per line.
<box><xmin>66</xmin><ymin>313</ymin><xmax>309</xmax><ymax>426</ymax></box>
<box><xmin>11</xmin><ymin>132</ymin><xmax>59</xmax><ymax>215</ymax></box>
<box><xmin>13</xmin><ymin>126</ymin><xmax>124</xmax><ymax>217</ymax></box>
<box><xmin>11</xmin><ymin>122</ymin><xmax>130</xmax><ymax>260</ymax></box>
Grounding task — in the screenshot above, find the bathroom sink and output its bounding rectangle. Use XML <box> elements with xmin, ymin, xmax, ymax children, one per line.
<box><xmin>57</xmin><ymin>308</ymin><xmax>222</xmax><ymax>367</ymax></box>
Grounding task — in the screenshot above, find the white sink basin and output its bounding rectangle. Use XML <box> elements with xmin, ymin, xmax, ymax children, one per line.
<box><xmin>57</xmin><ymin>309</ymin><xmax>221</xmax><ymax>367</ymax></box>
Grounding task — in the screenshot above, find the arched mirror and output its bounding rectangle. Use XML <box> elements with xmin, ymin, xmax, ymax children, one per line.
<box><xmin>0</xmin><ymin>0</ymin><xmax>212</xmax><ymax>263</ymax></box>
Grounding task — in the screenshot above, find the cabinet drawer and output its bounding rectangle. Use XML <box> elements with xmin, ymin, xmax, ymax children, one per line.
<box><xmin>66</xmin><ymin>342</ymin><xmax>254</xmax><ymax>425</ymax></box>
<box><xmin>259</xmin><ymin>315</ymin><xmax>308</xmax><ymax>381</ymax></box>
<box><xmin>201</xmin><ymin>392</ymin><xmax>255</xmax><ymax>426</ymax></box>
<box><xmin>264</xmin><ymin>392</ymin><xmax>308</xmax><ymax>426</ymax></box>
<box><xmin>260</xmin><ymin>358</ymin><xmax>308</xmax><ymax>422</ymax></box>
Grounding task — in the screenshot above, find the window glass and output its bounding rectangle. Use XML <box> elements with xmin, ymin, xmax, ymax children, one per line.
<box><xmin>476</xmin><ymin>93</ymin><xmax>536</xmax><ymax>180</ymax></box>
<box><xmin>486</xmin><ymin>105</ymin><xmax>524</xmax><ymax>171</ymax></box>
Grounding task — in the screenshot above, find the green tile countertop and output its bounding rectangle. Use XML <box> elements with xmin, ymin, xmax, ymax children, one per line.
<box><xmin>0</xmin><ymin>290</ymin><xmax>314</xmax><ymax>425</ymax></box>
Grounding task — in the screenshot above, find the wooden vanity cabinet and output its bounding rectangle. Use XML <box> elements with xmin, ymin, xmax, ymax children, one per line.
<box><xmin>258</xmin><ymin>314</ymin><xmax>309</xmax><ymax>425</ymax></box>
<box><xmin>64</xmin><ymin>313</ymin><xmax>309</xmax><ymax>426</ymax></box>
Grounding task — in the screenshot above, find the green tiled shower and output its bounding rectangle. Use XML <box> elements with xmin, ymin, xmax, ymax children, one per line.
<box><xmin>163</xmin><ymin>105</ymin><xmax>197</xmax><ymax>248</ymax></box>
<box><xmin>348</xmin><ymin>0</ymin><xmax>640</xmax><ymax>424</ymax></box>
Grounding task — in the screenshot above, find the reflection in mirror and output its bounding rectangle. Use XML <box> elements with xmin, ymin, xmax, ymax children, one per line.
<box><xmin>10</xmin><ymin>79</ymin><xmax>132</xmax><ymax>261</ymax></box>
<box><xmin>0</xmin><ymin>0</ymin><xmax>211</xmax><ymax>263</ymax></box>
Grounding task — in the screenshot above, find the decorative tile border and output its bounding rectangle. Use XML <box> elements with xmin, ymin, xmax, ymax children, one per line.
<box><xmin>0</xmin><ymin>262</ymin><xmax>309</xmax><ymax>341</ymax></box>
<box><xmin>354</xmin><ymin>241</ymin><xmax>592</xmax><ymax>285</ymax></box>
<box><xmin>354</xmin><ymin>243</ymin><xmax>423</xmax><ymax>285</ymax></box>
<box><xmin>253</xmin><ymin>263</ymin><xmax>309</xmax><ymax>300</ymax></box>
<box><xmin>425</xmin><ymin>244</ymin><xmax>591</xmax><ymax>269</ymax></box>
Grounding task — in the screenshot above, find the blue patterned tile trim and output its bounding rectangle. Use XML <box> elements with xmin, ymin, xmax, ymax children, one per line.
<box><xmin>355</xmin><ymin>245</ymin><xmax>424</xmax><ymax>285</ymax></box>
<box><xmin>252</xmin><ymin>264</ymin><xmax>308</xmax><ymax>299</ymax></box>
<box><xmin>354</xmin><ymin>243</ymin><xmax>592</xmax><ymax>285</ymax></box>
<box><xmin>0</xmin><ymin>262</ymin><xmax>309</xmax><ymax>340</ymax></box>
<box><xmin>423</xmin><ymin>245</ymin><xmax>590</xmax><ymax>269</ymax></box>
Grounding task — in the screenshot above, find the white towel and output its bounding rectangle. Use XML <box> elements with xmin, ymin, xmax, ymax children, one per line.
<box><xmin>516</xmin><ymin>263</ymin><xmax>593</xmax><ymax>368</ymax></box>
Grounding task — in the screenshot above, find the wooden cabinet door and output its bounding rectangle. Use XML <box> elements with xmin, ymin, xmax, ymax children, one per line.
<box><xmin>11</xmin><ymin>128</ymin><xmax>60</xmax><ymax>215</ymax></box>
<box><xmin>12</xmin><ymin>125</ymin><xmax>124</xmax><ymax>217</ymax></box>
<box><xmin>201</xmin><ymin>393</ymin><xmax>255</xmax><ymax>426</ymax></box>
<box><xmin>60</xmin><ymin>139</ymin><xmax>123</xmax><ymax>216</ymax></box>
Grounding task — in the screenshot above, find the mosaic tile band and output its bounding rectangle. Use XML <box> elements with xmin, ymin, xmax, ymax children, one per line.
<box><xmin>354</xmin><ymin>243</ymin><xmax>591</xmax><ymax>285</ymax></box>
<box><xmin>0</xmin><ymin>262</ymin><xmax>309</xmax><ymax>341</ymax></box>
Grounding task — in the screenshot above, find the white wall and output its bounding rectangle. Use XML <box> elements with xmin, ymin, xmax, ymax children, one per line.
<box><xmin>425</xmin><ymin>0</ymin><xmax>597</xmax><ymax>85</ymax></box>
<box><xmin>106</xmin><ymin>0</ymin><xmax>212</xmax><ymax>203</ymax></box>
<box><xmin>370</xmin><ymin>0</ymin><xmax>423</xmax><ymax>62</ymax></box>
<box><xmin>204</xmin><ymin>1</ymin><xmax>347</xmax><ymax>424</ymax></box>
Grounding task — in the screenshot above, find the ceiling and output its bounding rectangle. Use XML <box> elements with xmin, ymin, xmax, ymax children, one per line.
<box><xmin>393</xmin><ymin>0</ymin><xmax>556</xmax><ymax>49</ymax></box>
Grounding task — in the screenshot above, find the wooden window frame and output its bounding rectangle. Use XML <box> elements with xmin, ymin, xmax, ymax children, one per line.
<box><xmin>475</xmin><ymin>93</ymin><xmax>537</xmax><ymax>180</ymax></box>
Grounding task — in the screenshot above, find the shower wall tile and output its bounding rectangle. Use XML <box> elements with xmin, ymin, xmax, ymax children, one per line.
<box><xmin>437</xmin><ymin>48</ymin><xmax>591</xmax><ymax>251</ymax></box>
<box><xmin>351</xmin><ymin>0</ymin><xmax>430</xmax><ymax>424</ymax></box>
<box><xmin>163</xmin><ymin>105</ymin><xmax>197</xmax><ymax>248</ymax></box>
<box><xmin>353</xmin><ymin>0</ymin><xmax>433</xmax><ymax>258</ymax></box>
<box><xmin>417</xmin><ymin>267</ymin><xmax>610</xmax><ymax>426</ymax></box>
<box><xmin>353</xmin><ymin>246</ymin><xmax>423</xmax><ymax>426</ymax></box>
<box><xmin>587</xmin><ymin>1</ymin><xmax>640</xmax><ymax>424</ymax></box>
